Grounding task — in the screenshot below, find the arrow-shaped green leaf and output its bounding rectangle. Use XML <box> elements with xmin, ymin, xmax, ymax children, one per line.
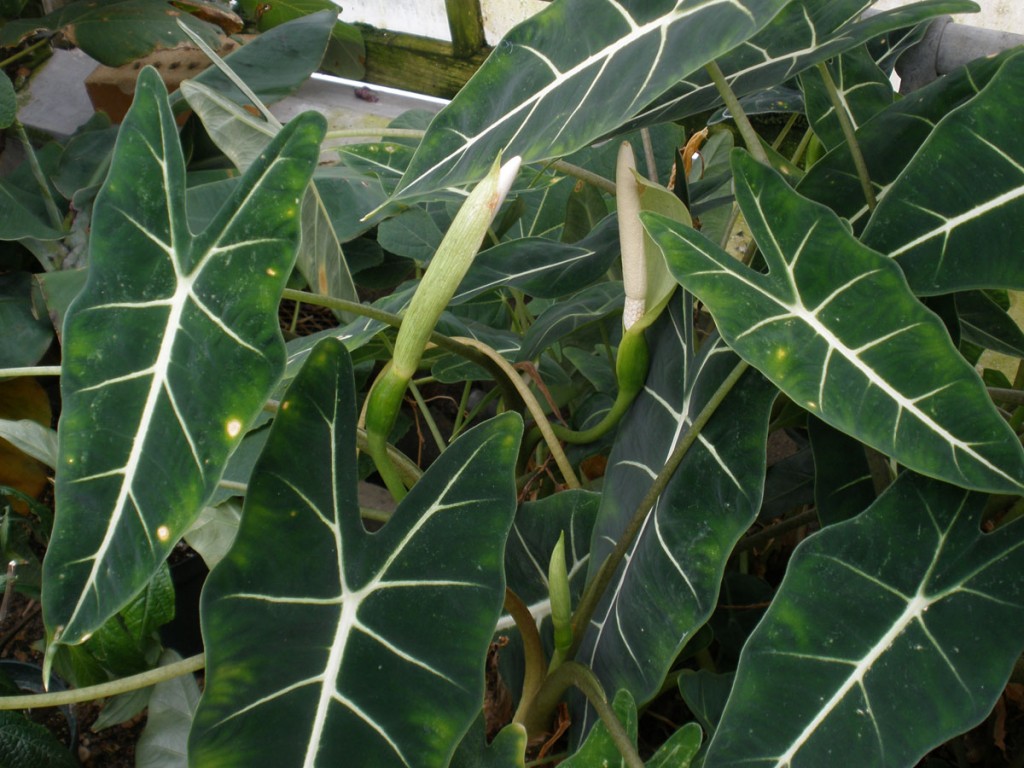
<box><xmin>644</xmin><ymin>151</ymin><xmax>1024</xmax><ymax>494</ymax></box>
<box><xmin>43</xmin><ymin>67</ymin><xmax>325</xmax><ymax>646</ymax></box>
<box><xmin>574</xmin><ymin>298</ymin><xmax>777</xmax><ymax>739</ymax></box>
<box><xmin>797</xmin><ymin>46</ymin><xmax>1012</xmax><ymax>229</ymax></box>
<box><xmin>862</xmin><ymin>52</ymin><xmax>1024</xmax><ymax>295</ymax></box>
<box><xmin>393</xmin><ymin>0</ymin><xmax>791</xmax><ymax>200</ymax></box>
<box><xmin>623</xmin><ymin>0</ymin><xmax>976</xmax><ymax>132</ymax></box>
<box><xmin>190</xmin><ymin>339</ymin><xmax>523</xmax><ymax>767</ymax></box>
<box><xmin>705</xmin><ymin>472</ymin><xmax>1024</xmax><ymax>767</ymax></box>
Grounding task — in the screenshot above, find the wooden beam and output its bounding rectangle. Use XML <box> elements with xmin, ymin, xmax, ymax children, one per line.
<box><xmin>362</xmin><ymin>27</ymin><xmax>490</xmax><ymax>100</ymax></box>
<box><xmin>445</xmin><ymin>0</ymin><xmax>486</xmax><ymax>58</ymax></box>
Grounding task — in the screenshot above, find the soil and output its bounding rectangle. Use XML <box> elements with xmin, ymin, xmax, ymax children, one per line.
<box><xmin>0</xmin><ymin>590</ymin><xmax>146</xmax><ymax>768</ymax></box>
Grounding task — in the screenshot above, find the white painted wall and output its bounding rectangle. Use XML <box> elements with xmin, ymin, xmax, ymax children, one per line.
<box><xmin>334</xmin><ymin>0</ymin><xmax>1022</xmax><ymax>43</ymax></box>
<box><xmin>334</xmin><ymin>0</ymin><xmax>547</xmax><ymax>45</ymax></box>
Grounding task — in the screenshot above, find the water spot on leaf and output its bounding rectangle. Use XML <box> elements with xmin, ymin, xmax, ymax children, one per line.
<box><xmin>226</xmin><ymin>419</ymin><xmax>242</xmax><ymax>438</ymax></box>
<box><xmin>157</xmin><ymin>525</ymin><xmax>170</xmax><ymax>542</ymax></box>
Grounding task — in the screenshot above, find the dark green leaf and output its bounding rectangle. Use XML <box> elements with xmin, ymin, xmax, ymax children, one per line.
<box><xmin>705</xmin><ymin>472</ymin><xmax>1024</xmax><ymax>767</ymax></box>
<box><xmin>43</xmin><ymin>68</ymin><xmax>325</xmax><ymax>646</ymax></box>
<box><xmin>0</xmin><ymin>151</ymin><xmax>65</xmax><ymax>243</ymax></box>
<box><xmin>798</xmin><ymin>47</ymin><xmax>1013</xmax><ymax>228</ymax></box>
<box><xmin>708</xmin><ymin>85</ymin><xmax>804</xmax><ymax>125</ymax></box>
<box><xmin>0</xmin><ymin>273</ymin><xmax>54</xmax><ymax>367</ymax></box>
<box><xmin>0</xmin><ymin>710</ymin><xmax>77</xmax><ymax>768</ymax></box>
<box><xmin>518</xmin><ymin>282</ymin><xmax>623</xmax><ymax>362</ymax></box>
<box><xmin>394</xmin><ymin>0</ymin><xmax>791</xmax><ymax>200</ymax></box>
<box><xmin>574</xmin><ymin>299</ymin><xmax>777</xmax><ymax>738</ymax></box>
<box><xmin>760</xmin><ymin>439</ymin><xmax>814</xmax><ymax>521</ymax></box>
<box><xmin>32</xmin><ymin>270</ymin><xmax>85</xmax><ymax>341</ymax></box>
<box><xmin>450</xmin><ymin>717</ymin><xmax>527</xmax><ymax>768</ymax></box>
<box><xmin>377</xmin><ymin>207</ymin><xmax>444</xmax><ymax>262</ymax></box>
<box><xmin>186</xmin><ymin>10</ymin><xmax>337</xmax><ymax>106</ymax></box>
<box><xmin>236</xmin><ymin>0</ymin><xmax>365</xmax><ymax>78</ymax></box>
<box><xmin>313</xmin><ymin>167</ymin><xmax>392</xmax><ymax>243</ymax></box>
<box><xmin>191</xmin><ymin>339</ymin><xmax>523</xmax><ymax>767</ymax></box>
<box><xmin>645</xmin><ymin>151</ymin><xmax>1024</xmax><ymax>494</ymax></box>
<box><xmin>956</xmin><ymin>291</ymin><xmax>1024</xmax><ymax>359</ymax></box>
<box><xmin>677</xmin><ymin>669</ymin><xmax>734</xmax><ymax>740</ymax></box>
<box><xmin>627</xmin><ymin>0</ymin><xmax>976</xmax><ymax>131</ymax></box>
<box><xmin>453</xmin><ymin>215</ymin><xmax>619</xmax><ymax>304</ymax></box>
<box><xmin>53</xmin><ymin>122</ymin><xmax>118</xmax><ymax>202</ymax></box>
<box><xmin>0</xmin><ymin>74</ymin><xmax>15</xmax><ymax>130</ymax></box>
<box><xmin>808</xmin><ymin>416</ymin><xmax>875</xmax><ymax>526</ymax></box>
<box><xmin>862</xmin><ymin>53</ymin><xmax>1024</xmax><ymax>295</ymax></box>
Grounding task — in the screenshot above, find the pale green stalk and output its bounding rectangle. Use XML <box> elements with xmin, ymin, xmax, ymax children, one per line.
<box><xmin>0</xmin><ymin>366</ymin><xmax>62</xmax><ymax>378</ymax></box>
<box><xmin>815</xmin><ymin>61</ymin><xmax>876</xmax><ymax>210</ymax></box>
<box><xmin>705</xmin><ymin>60</ymin><xmax>769</xmax><ymax>166</ymax></box>
<box><xmin>0</xmin><ymin>653</ymin><xmax>205</xmax><ymax>709</ymax></box>
<box><xmin>453</xmin><ymin>336</ymin><xmax>580</xmax><ymax>490</ymax></box>
<box><xmin>507</xmin><ymin>588</ymin><xmax>548</xmax><ymax>727</ymax></box>
<box><xmin>407</xmin><ymin>379</ymin><xmax>447</xmax><ymax>455</ymax></box>
<box><xmin>364</xmin><ymin>156</ymin><xmax>522</xmax><ymax>499</ymax></box>
<box><xmin>548</xmin><ymin>160</ymin><xmax>616</xmax><ymax>195</ymax></box>
<box><xmin>521</xmin><ymin>661</ymin><xmax>644</xmax><ymax>768</ymax></box>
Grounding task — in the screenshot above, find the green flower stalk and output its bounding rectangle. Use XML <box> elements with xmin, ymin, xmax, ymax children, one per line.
<box><xmin>532</xmin><ymin>141</ymin><xmax>667</xmax><ymax>450</ymax></box>
<box><xmin>365</xmin><ymin>155</ymin><xmax>522</xmax><ymax>500</ymax></box>
<box><xmin>548</xmin><ymin>531</ymin><xmax>573</xmax><ymax>672</ymax></box>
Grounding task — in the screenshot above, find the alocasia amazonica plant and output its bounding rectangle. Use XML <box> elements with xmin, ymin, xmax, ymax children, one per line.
<box><xmin>2</xmin><ymin>0</ymin><xmax>1024</xmax><ymax>765</ymax></box>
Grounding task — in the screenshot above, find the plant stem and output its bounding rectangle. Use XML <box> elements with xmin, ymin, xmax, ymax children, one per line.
<box><xmin>790</xmin><ymin>125</ymin><xmax>814</xmax><ymax>166</ymax></box>
<box><xmin>771</xmin><ymin>112</ymin><xmax>800</xmax><ymax>151</ymax></box>
<box><xmin>450</xmin><ymin>381</ymin><xmax>473</xmax><ymax>438</ymax></box>
<box><xmin>506</xmin><ymin>589</ymin><xmax>548</xmax><ymax>726</ymax></box>
<box><xmin>0</xmin><ymin>653</ymin><xmax>206</xmax><ymax>710</ymax></box>
<box><xmin>0</xmin><ymin>366</ymin><xmax>62</xmax><ymax>378</ymax></box>
<box><xmin>0</xmin><ymin>36</ymin><xmax>51</xmax><ymax>70</ymax></box>
<box><xmin>453</xmin><ymin>337</ymin><xmax>581</xmax><ymax>489</ymax></box>
<box><xmin>407</xmin><ymin>379</ymin><xmax>448</xmax><ymax>456</ymax></box>
<box><xmin>548</xmin><ymin>160</ymin><xmax>616</xmax><ymax>196</ymax></box>
<box><xmin>989</xmin><ymin>387</ymin><xmax>1024</xmax><ymax>408</ymax></box>
<box><xmin>544</xmin><ymin>387</ymin><xmax>634</xmax><ymax>445</ymax></box>
<box><xmin>705</xmin><ymin>60</ymin><xmax>769</xmax><ymax>166</ymax></box>
<box><xmin>0</xmin><ymin>562</ymin><xmax>15</xmax><ymax>625</ymax></box>
<box><xmin>734</xmin><ymin>508</ymin><xmax>819</xmax><ymax>554</ymax></box>
<box><xmin>324</xmin><ymin>127</ymin><xmax>426</xmax><ymax>141</ymax></box>
<box><xmin>814</xmin><ymin>61</ymin><xmax>876</xmax><ymax>210</ymax></box>
<box><xmin>568</xmin><ymin>359</ymin><xmax>750</xmax><ymax>659</ymax></box>
<box><xmin>525</xmin><ymin>662</ymin><xmax>643</xmax><ymax>768</ymax></box>
<box><xmin>280</xmin><ymin>289</ymin><xmax>521</xmax><ymax>409</ymax></box>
